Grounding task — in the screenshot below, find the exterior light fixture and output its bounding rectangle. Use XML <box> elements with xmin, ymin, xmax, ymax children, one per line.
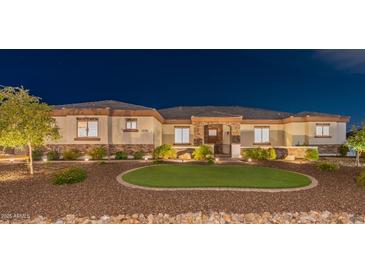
<box><xmin>144</xmin><ymin>156</ymin><xmax>148</xmax><ymax>161</ymax></box>
<box><xmin>42</xmin><ymin>157</ymin><xmax>48</xmax><ymax>162</ymax></box>
<box><xmin>248</xmin><ymin>158</ymin><xmax>252</xmax><ymax>163</ymax></box>
<box><xmin>84</xmin><ymin>158</ymin><xmax>90</xmax><ymax>162</ymax></box>
<box><xmin>215</xmin><ymin>157</ymin><xmax>219</xmax><ymax>162</ymax></box>
<box><xmin>10</xmin><ymin>158</ymin><xmax>14</xmax><ymax>163</ymax></box>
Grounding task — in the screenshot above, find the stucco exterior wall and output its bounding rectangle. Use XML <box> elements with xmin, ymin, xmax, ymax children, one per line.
<box><xmin>112</xmin><ymin>116</ymin><xmax>160</xmax><ymax>145</ymax></box>
<box><xmin>283</xmin><ymin>121</ymin><xmax>347</xmax><ymax>146</ymax></box>
<box><xmin>162</xmin><ymin>124</ymin><xmax>194</xmax><ymax>145</ymax></box>
<box><xmin>307</xmin><ymin>122</ymin><xmax>346</xmax><ymax>145</ymax></box>
<box><xmin>49</xmin><ymin>114</ymin><xmax>347</xmax><ymax>155</ymax></box>
<box><xmin>49</xmin><ymin>115</ymin><xmax>109</xmax><ymax>145</ymax></box>
<box><xmin>48</xmin><ymin>115</ymin><xmax>161</xmax><ymax>146</ymax></box>
<box><xmin>240</xmin><ymin>124</ymin><xmax>285</xmax><ymax>146</ymax></box>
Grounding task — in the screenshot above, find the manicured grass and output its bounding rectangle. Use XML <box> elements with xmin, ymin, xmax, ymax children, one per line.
<box><xmin>122</xmin><ymin>164</ymin><xmax>311</xmax><ymax>189</ymax></box>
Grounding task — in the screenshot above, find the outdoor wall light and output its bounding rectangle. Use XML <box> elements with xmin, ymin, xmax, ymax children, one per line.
<box><xmin>84</xmin><ymin>158</ymin><xmax>90</xmax><ymax>162</ymax></box>
<box><xmin>215</xmin><ymin>157</ymin><xmax>219</xmax><ymax>162</ymax></box>
<box><xmin>144</xmin><ymin>156</ymin><xmax>148</xmax><ymax>161</ymax></box>
<box><xmin>9</xmin><ymin>158</ymin><xmax>14</xmax><ymax>163</ymax></box>
<box><xmin>42</xmin><ymin>156</ymin><xmax>48</xmax><ymax>162</ymax></box>
<box><xmin>248</xmin><ymin>158</ymin><xmax>252</xmax><ymax>163</ymax></box>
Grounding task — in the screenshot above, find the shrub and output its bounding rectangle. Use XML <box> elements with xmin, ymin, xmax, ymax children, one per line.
<box><xmin>242</xmin><ymin>147</ymin><xmax>276</xmax><ymax>160</ymax></box>
<box><xmin>32</xmin><ymin>148</ymin><xmax>43</xmax><ymax>161</ymax></box>
<box><xmin>317</xmin><ymin>162</ymin><xmax>339</xmax><ymax>172</ymax></box>
<box><xmin>47</xmin><ymin>150</ymin><xmax>60</xmax><ymax>161</ymax></box>
<box><xmin>192</xmin><ymin>145</ymin><xmax>213</xmax><ymax>160</ymax></box>
<box><xmin>115</xmin><ymin>151</ymin><xmax>128</xmax><ymax>160</ymax></box>
<box><xmin>62</xmin><ymin>149</ymin><xmax>81</xmax><ymax>160</ymax></box>
<box><xmin>133</xmin><ymin>151</ymin><xmax>145</xmax><ymax>160</ymax></box>
<box><xmin>52</xmin><ymin>167</ymin><xmax>87</xmax><ymax>185</ymax></box>
<box><xmin>207</xmin><ymin>158</ymin><xmax>215</xmax><ymax>165</ymax></box>
<box><xmin>267</xmin><ymin>148</ymin><xmax>277</xmax><ymax>160</ymax></box>
<box><xmin>153</xmin><ymin>144</ymin><xmax>177</xmax><ymax>159</ymax></box>
<box><xmin>304</xmin><ymin>149</ymin><xmax>319</xmax><ymax>161</ymax></box>
<box><xmin>339</xmin><ymin>144</ymin><xmax>349</xmax><ymax>157</ymax></box>
<box><xmin>88</xmin><ymin>146</ymin><xmax>107</xmax><ymax>160</ymax></box>
<box><xmin>356</xmin><ymin>170</ymin><xmax>365</xmax><ymax>186</ymax></box>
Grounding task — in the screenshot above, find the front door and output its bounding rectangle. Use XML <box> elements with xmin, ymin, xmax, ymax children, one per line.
<box><xmin>207</xmin><ymin>126</ymin><xmax>220</xmax><ymax>144</ymax></box>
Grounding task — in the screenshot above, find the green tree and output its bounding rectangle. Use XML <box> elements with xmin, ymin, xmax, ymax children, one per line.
<box><xmin>347</xmin><ymin>126</ymin><xmax>365</xmax><ymax>167</ymax></box>
<box><xmin>0</xmin><ymin>86</ymin><xmax>60</xmax><ymax>174</ymax></box>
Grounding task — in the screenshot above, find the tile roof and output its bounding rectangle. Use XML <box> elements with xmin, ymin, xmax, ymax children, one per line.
<box><xmin>54</xmin><ymin>100</ymin><xmax>151</xmax><ymax>110</ymax></box>
<box><xmin>53</xmin><ymin>101</ymin><xmax>348</xmax><ymax>120</ymax></box>
<box><xmin>158</xmin><ymin>106</ymin><xmax>293</xmax><ymax>119</ymax></box>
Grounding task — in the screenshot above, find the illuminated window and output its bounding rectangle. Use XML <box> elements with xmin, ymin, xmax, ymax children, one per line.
<box><xmin>254</xmin><ymin>127</ymin><xmax>270</xmax><ymax>143</ymax></box>
<box><xmin>175</xmin><ymin>127</ymin><xmax>190</xmax><ymax>144</ymax></box>
<box><xmin>126</xmin><ymin>119</ymin><xmax>137</xmax><ymax>130</ymax></box>
<box><xmin>208</xmin><ymin>129</ymin><xmax>217</xmax><ymax>136</ymax></box>
<box><xmin>77</xmin><ymin>118</ymin><xmax>98</xmax><ymax>137</ymax></box>
<box><xmin>316</xmin><ymin>124</ymin><xmax>330</xmax><ymax>137</ymax></box>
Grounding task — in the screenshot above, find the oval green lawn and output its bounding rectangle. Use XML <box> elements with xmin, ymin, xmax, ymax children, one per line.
<box><xmin>122</xmin><ymin>164</ymin><xmax>311</xmax><ymax>189</ymax></box>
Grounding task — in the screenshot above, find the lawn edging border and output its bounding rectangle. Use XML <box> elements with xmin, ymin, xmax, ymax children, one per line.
<box><xmin>116</xmin><ymin>165</ymin><xmax>319</xmax><ymax>193</ymax></box>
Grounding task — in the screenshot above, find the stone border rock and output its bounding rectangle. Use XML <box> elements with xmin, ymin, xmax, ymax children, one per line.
<box><xmin>2</xmin><ymin>211</ymin><xmax>364</xmax><ymax>224</ymax></box>
<box><xmin>116</xmin><ymin>165</ymin><xmax>319</xmax><ymax>193</ymax></box>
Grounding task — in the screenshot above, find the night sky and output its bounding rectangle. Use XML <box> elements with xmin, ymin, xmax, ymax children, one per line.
<box><xmin>0</xmin><ymin>50</ymin><xmax>364</xmax><ymax>126</ymax></box>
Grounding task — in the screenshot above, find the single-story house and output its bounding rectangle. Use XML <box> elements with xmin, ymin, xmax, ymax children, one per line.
<box><xmin>47</xmin><ymin>100</ymin><xmax>350</xmax><ymax>159</ymax></box>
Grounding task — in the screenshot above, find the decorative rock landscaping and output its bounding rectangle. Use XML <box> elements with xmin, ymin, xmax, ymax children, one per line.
<box><xmin>1</xmin><ymin>161</ymin><xmax>365</xmax><ymax>222</ymax></box>
<box><xmin>1</xmin><ymin>211</ymin><xmax>364</xmax><ymax>224</ymax></box>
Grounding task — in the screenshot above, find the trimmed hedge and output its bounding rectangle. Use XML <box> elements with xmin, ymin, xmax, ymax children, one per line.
<box><xmin>52</xmin><ymin>167</ymin><xmax>87</xmax><ymax>185</ymax></box>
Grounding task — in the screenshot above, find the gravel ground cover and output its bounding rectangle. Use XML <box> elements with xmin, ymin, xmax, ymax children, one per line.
<box><xmin>0</xmin><ymin>161</ymin><xmax>364</xmax><ymax>221</ymax></box>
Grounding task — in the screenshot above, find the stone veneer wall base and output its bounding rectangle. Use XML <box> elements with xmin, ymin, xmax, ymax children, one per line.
<box><xmin>45</xmin><ymin>144</ymin><xmax>155</xmax><ymax>155</ymax></box>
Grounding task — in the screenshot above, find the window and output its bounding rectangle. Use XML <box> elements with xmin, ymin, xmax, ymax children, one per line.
<box><xmin>208</xmin><ymin>129</ymin><xmax>217</xmax><ymax>136</ymax></box>
<box><xmin>254</xmin><ymin>127</ymin><xmax>270</xmax><ymax>144</ymax></box>
<box><xmin>126</xmin><ymin>119</ymin><xmax>137</xmax><ymax>130</ymax></box>
<box><xmin>77</xmin><ymin>118</ymin><xmax>98</xmax><ymax>137</ymax></box>
<box><xmin>316</xmin><ymin>124</ymin><xmax>330</xmax><ymax>137</ymax></box>
<box><xmin>175</xmin><ymin>127</ymin><xmax>190</xmax><ymax>144</ymax></box>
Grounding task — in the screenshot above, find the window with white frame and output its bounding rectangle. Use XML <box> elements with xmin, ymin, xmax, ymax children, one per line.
<box><xmin>77</xmin><ymin>118</ymin><xmax>98</xmax><ymax>137</ymax></box>
<box><xmin>126</xmin><ymin>119</ymin><xmax>137</xmax><ymax>130</ymax></box>
<box><xmin>208</xmin><ymin>129</ymin><xmax>217</xmax><ymax>136</ymax></box>
<box><xmin>254</xmin><ymin>127</ymin><xmax>270</xmax><ymax>144</ymax></box>
<box><xmin>175</xmin><ymin>127</ymin><xmax>190</xmax><ymax>144</ymax></box>
<box><xmin>316</xmin><ymin>124</ymin><xmax>330</xmax><ymax>137</ymax></box>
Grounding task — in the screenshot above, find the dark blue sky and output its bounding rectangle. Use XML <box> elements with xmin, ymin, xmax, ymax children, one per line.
<box><xmin>0</xmin><ymin>50</ymin><xmax>364</xmax><ymax>126</ymax></box>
